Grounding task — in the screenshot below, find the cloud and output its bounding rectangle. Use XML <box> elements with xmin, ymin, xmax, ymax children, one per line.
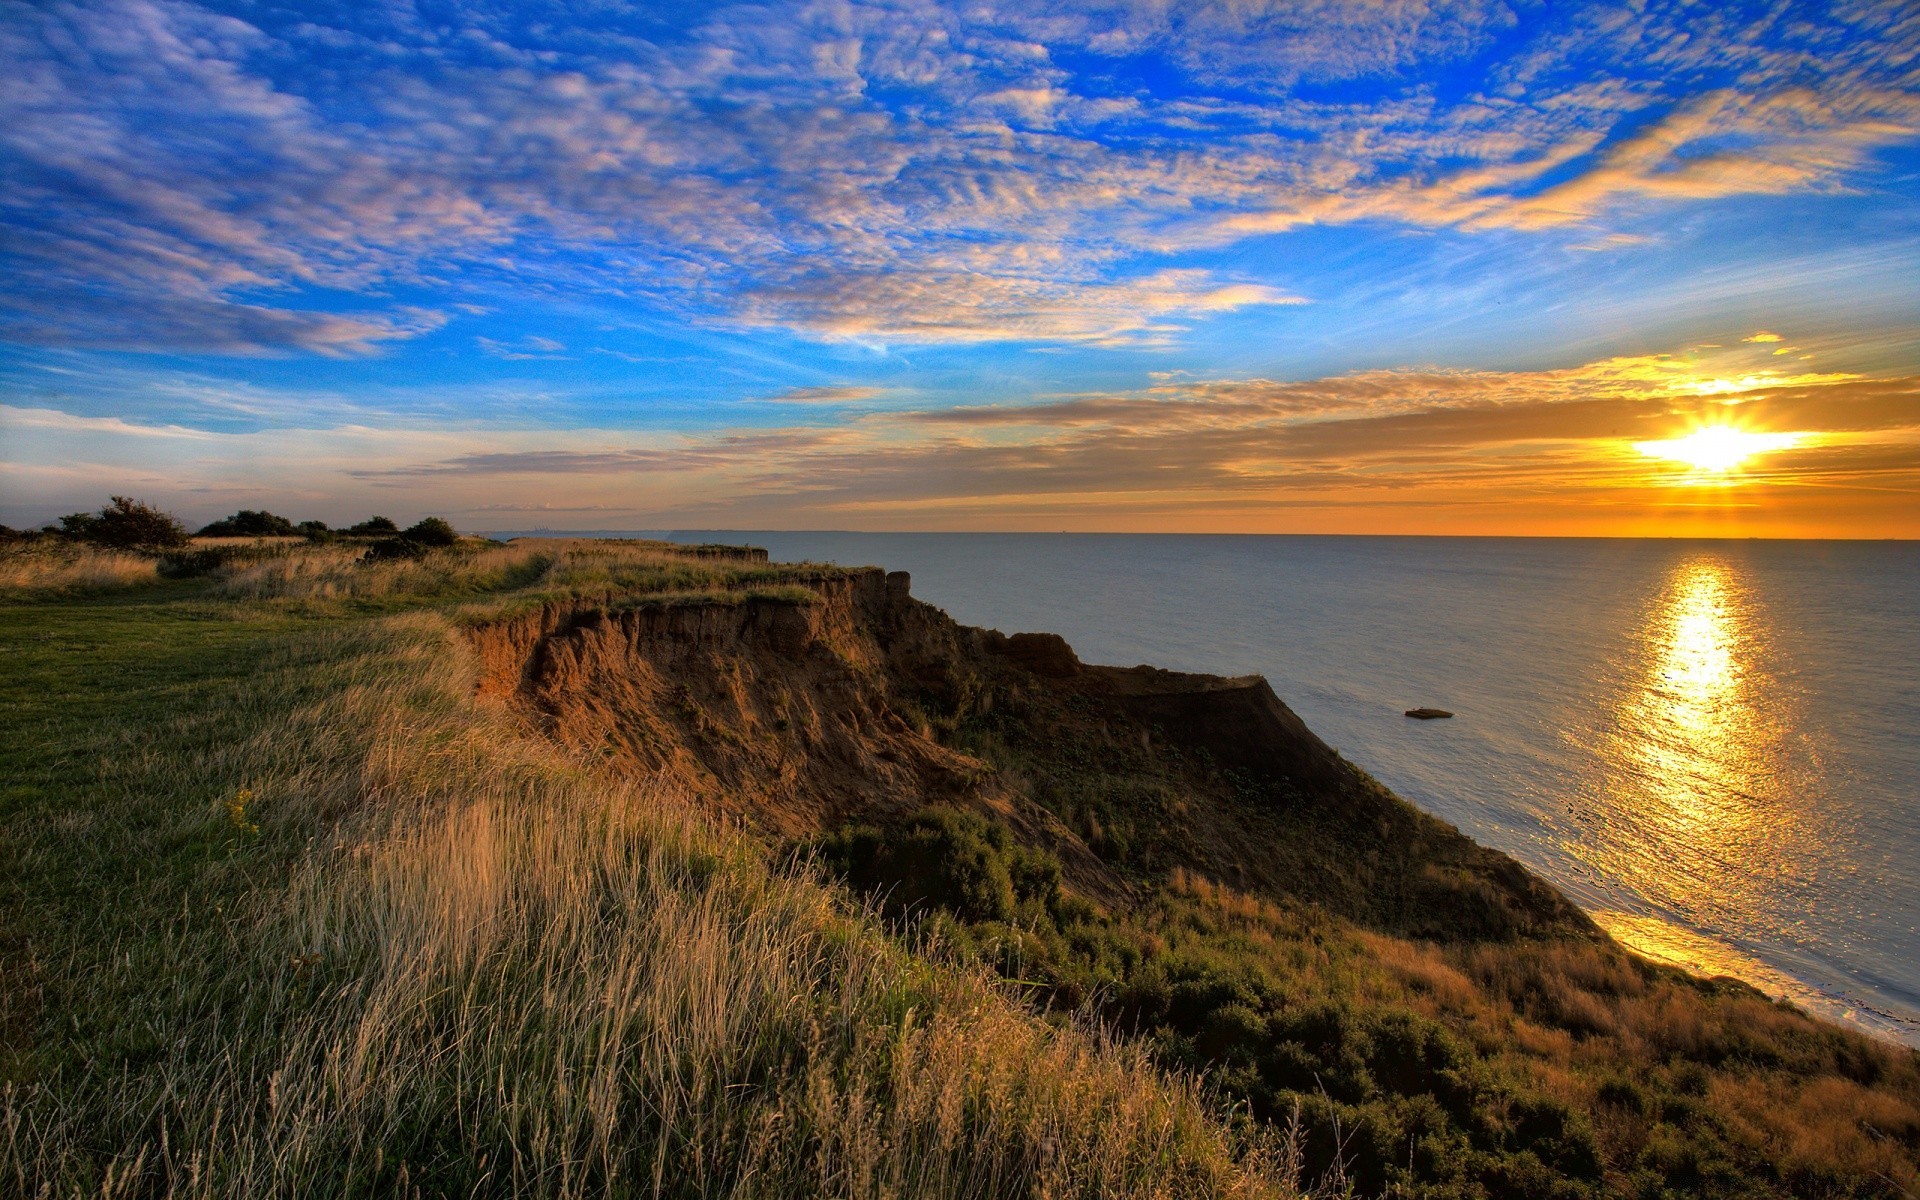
<box><xmin>0</xmin><ymin>294</ymin><xmax>447</xmax><ymax>358</ymax></box>
<box><xmin>3</xmin><ymin>0</ymin><xmax>1915</xmax><ymax>355</ymax></box>
<box><xmin>365</xmin><ymin>449</ymin><xmax>694</xmax><ymax>476</ymax></box>
<box><xmin>0</xmin><ymin>405</ymin><xmax>217</xmax><ymax>440</ymax></box>
<box><xmin>477</xmin><ymin>335</ymin><xmax>567</xmax><ymax>359</ymax></box>
<box><xmin>349</xmin><ymin>428</ymin><xmax>852</xmax><ymax>478</ymax></box>
<box><xmin>1568</xmin><ymin>232</ymin><xmax>1654</xmax><ymax>252</ymax></box>
<box><xmin>763</xmin><ymin>385</ymin><xmax>888</xmax><ymax>404</ymax></box>
<box><xmin>740</xmin><ymin>269</ymin><xmax>1304</xmax><ymax>346</ymax></box>
<box><xmin>8</xmin><ymin>349</ymin><xmax>1917</xmax><ymax>535</ymax></box>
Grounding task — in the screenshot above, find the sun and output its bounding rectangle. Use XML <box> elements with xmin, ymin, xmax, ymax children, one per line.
<box><xmin>1635</xmin><ymin>426</ymin><xmax>1802</xmax><ymax>475</ymax></box>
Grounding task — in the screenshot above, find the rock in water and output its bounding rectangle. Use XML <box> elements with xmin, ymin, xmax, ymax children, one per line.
<box><xmin>1405</xmin><ymin>707</ymin><xmax>1453</xmax><ymax>719</ymax></box>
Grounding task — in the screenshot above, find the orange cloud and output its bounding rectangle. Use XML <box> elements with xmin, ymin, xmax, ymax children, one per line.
<box><xmin>12</xmin><ymin>349</ymin><xmax>1913</xmax><ymax>539</ymax></box>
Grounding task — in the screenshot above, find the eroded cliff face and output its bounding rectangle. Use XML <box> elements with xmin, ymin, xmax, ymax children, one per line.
<box><xmin>469</xmin><ymin>570</ymin><xmax>1122</xmax><ymax>895</ymax></box>
<box><xmin>468</xmin><ymin>569</ymin><xmax>1590</xmax><ymax>937</ymax></box>
<box><xmin>478</xmin><ymin>572</ymin><xmax>933</xmax><ymax>825</ymax></box>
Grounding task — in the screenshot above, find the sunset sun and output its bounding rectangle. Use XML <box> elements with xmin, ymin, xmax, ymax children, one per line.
<box><xmin>1635</xmin><ymin>426</ymin><xmax>1804</xmax><ymax>475</ymax></box>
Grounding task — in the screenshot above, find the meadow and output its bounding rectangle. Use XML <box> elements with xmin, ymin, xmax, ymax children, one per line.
<box><xmin>0</xmin><ymin>538</ymin><xmax>1296</xmax><ymax>1198</ymax></box>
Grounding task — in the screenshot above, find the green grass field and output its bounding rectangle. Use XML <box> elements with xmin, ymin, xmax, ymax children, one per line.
<box><xmin>1</xmin><ymin>544</ymin><xmax>1290</xmax><ymax>1198</ymax></box>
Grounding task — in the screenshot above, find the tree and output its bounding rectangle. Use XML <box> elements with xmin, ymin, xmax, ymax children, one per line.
<box><xmin>402</xmin><ymin>517</ymin><xmax>458</xmax><ymax>547</ymax></box>
<box><xmin>195</xmin><ymin>509</ymin><xmax>297</xmax><ymax>537</ymax></box>
<box><xmin>67</xmin><ymin>497</ymin><xmax>189</xmax><ymax>549</ymax></box>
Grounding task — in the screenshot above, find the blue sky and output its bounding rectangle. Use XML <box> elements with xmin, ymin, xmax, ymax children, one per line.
<box><xmin>3</xmin><ymin>0</ymin><xmax>1918</xmax><ymax>534</ymax></box>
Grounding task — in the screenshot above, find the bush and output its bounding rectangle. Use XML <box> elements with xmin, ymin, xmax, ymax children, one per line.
<box><xmin>158</xmin><ymin>547</ymin><xmax>243</xmax><ymax>578</ymax></box>
<box><xmin>297</xmin><ymin>520</ymin><xmax>332</xmax><ymax>541</ymax></box>
<box><xmin>195</xmin><ymin>509</ymin><xmax>297</xmax><ymax>538</ymax></box>
<box><xmin>347</xmin><ymin>516</ymin><xmax>399</xmax><ymax>536</ymax></box>
<box><xmin>403</xmin><ymin>517</ymin><xmax>458</xmax><ymax>547</ymax></box>
<box><xmin>361</xmin><ymin>537</ymin><xmax>430</xmax><ymax>563</ymax></box>
<box><xmin>59</xmin><ymin>497</ymin><xmax>189</xmax><ymax>550</ymax></box>
<box><xmin>814</xmin><ymin>808</ymin><xmax>1060</xmax><ymax>925</ymax></box>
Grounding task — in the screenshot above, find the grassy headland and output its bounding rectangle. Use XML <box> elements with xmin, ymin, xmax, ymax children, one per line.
<box><xmin>3</xmin><ymin>535</ymin><xmax>1916</xmax><ymax>1199</ymax></box>
<box><xmin>1</xmin><ymin>538</ymin><xmax>1291</xmax><ymax>1198</ymax></box>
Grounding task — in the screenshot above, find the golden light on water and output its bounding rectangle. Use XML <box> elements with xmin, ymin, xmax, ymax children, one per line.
<box><xmin>1662</xmin><ymin>565</ymin><xmax>1737</xmax><ymax>722</ymax></box>
<box><xmin>1622</xmin><ymin>561</ymin><xmax>1764</xmax><ymax>880</ymax></box>
<box><xmin>1588</xmin><ymin>910</ymin><xmax>1803</xmax><ymax>997</ymax></box>
<box><xmin>1583</xmin><ymin>557</ymin><xmax>1816</xmax><ymax>980</ymax></box>
<box><xmin>1635</xmin><ymin>425</ymin><xmax>1803</xmax><ymax>475</ymax></box>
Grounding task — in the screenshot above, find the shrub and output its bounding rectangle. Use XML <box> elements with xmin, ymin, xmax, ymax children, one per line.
<box><xmin>55</xmin><ymin>511</ymin><xmax>97</xmax><ymax>539</ymax></box>
<box><xmin>347</xmin><ymin>516</ymin><xmax>400</xmax><ymax>536</ymax></box>
<box><xmin>60</xmin><ymin>497</ymin><xmax>189</xmax><ymax>550</ymax></box>
<box><xmin>361</xmin><ymin>537</ymin><xmax>430</xmax><ymax>563</ymax></box>
<box><xmin>403</xmin><ymin>516</ymin><xmax>458</xmax><ymax>547</ymax></box>
<box><xmin>158</xmin><ymin>547</ymin><xmax>248</xmax><ymax>578</ymax></box>
<box><xmin>814</xmin><ymin>808</ymin><xmax>1061</xmax><ymax>925</ymax></box>
<box><xmin>297</xmin><ymin>520</ymin><xmax>332</xmax><ymax>541</ymax></box>
<box><xmin>195</xmin><ymin>509</ymin><xmax>297</xmax><ymax>538</ymax></box>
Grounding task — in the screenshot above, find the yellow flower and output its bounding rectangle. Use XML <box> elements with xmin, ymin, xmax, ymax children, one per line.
<box><xmin>227</xmin><ymin>788</ymin><xmax>260</xmax><ymax>836</ymax></box>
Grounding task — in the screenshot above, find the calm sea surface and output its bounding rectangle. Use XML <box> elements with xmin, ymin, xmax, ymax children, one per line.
<box><xmin>531</xmin><ymin>532</ymin><xmax>1920</xmax><ymax>1044</ymax></box>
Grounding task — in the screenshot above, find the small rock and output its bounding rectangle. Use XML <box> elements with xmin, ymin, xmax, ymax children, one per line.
<box><xmin>1404</xmin><ymin>707</ymin><xmax>1453</xmax><ymax>720</ymax></box>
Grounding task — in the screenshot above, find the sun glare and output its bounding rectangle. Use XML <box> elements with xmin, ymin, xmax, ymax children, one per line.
<box><xmin>1635</xmin><ymin>426</ymin><xmax>1802</xmax><ymax>475</ymax></box>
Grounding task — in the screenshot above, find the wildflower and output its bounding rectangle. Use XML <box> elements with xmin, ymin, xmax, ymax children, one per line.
<box><xmin>227</xmin><ymin>788</ymin><xmax>260</xmax><ymax>836</ymax></box>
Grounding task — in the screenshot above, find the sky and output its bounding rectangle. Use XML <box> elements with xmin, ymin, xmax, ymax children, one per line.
<box><xmin>3</xmin><ymin>0</ymin><xmax>1918</xmax><ymax>537</ymax></box>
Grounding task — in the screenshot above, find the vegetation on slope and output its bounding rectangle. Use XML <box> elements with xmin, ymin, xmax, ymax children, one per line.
<box><xmin>816</xmin><ymin>658</ymin><xmax>1920</xmax><ymax>1200</ymax></box>
<box><xmin>7</xmin><ymin>532</ymin><xmax>1918</xmax><ymax>1200</ymax></box>
<box><xmin>0</xmin><ymin>540</ymin><xmax>1295</xmax><ymax>1198</ymax></box>
<box><xmin>817</xmin><ymin>807</ymin><xmax>1920</xmax><ymax>1199</ymax></box>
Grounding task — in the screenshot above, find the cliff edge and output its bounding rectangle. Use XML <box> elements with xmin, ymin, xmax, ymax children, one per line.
<box><xmin>469</xmin><ymin>564</ymin><xmax>1590</xmax><ymax>940</ymax></box>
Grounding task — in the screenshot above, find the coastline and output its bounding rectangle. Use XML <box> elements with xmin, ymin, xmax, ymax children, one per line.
<box><xmin>497</xmin><ymin>528</ymin><xmax>1920</xmax><ymax>1050</ymax></box>
<box><xmin>8</xmin><ymin>535</ymin><xmax>1917</xmax><ymax>1198</ymax></box>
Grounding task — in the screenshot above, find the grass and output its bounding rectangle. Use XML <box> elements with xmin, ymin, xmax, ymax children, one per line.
<box><xmin>829</xmin><ymin>654</ymin><xmax>1920</xmax><ymax>1199</ymax></box>
<box><xmin>210</xmin><ymin>537</ymin><xmax>836</xmax><ymax>609</ymax></box>
<box><xmin>13</xmin><ymin>537</ymin><xmax>1918</xmax><ymax>1200</ymax></box>
<box><xmin>0</xmin><ymin>544</ymin><xmax>1296</xmax><ymax>1198</ymax></box>
<box><xmin>817</xmin><ymin>807</ymin><xmax>1920</xmax><ymax>1198</ymax></box>
<box><xmin>0</xmin><ymin>546</ymin><xmax>159</xmax><ymax>596</ymax></box>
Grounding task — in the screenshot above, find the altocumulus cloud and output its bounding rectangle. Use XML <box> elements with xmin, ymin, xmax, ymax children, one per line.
<box><xmin>2</xmin><ymin>0</ymin><xmax>1916</xmax><ymax>354</ymax></box>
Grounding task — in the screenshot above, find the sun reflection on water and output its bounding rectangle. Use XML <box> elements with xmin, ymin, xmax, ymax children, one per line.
<box><xmin>1581</xmin><ymin>557</ymin><xmax>1815</xmax><ymax>976</ymax></box>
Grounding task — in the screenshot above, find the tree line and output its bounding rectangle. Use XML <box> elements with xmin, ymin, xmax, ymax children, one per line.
<box><xmin>1</xmin><ymin>498</ymin><xmax>458</xmax><ymax>553</ymax></box>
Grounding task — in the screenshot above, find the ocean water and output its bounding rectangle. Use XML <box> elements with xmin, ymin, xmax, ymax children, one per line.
<box><xmin>544</xmin><ymin>532</ymin><xmax>1920</xmax><ymax>1044</ymax></box>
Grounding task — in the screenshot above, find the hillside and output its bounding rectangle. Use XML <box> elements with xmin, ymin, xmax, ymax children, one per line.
<box><xmin>4</xmin><ymin>535</ymin><xmax>1918</xmax><ymax>1198</ymax></box>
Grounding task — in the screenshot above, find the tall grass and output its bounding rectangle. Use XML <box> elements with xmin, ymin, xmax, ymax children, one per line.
<box><xmin>0</xmin><ymin>546</ymin><xmax>157</xmax><ymax>596</ymax></box>
<box><xmin>212</xmin><ymin>538</ymin><xmax>836</xmax><ymax>607</ymax></box>
<box><xmin>2</xmin><ymin>604</ymin><xmax>1296</xmax><ymax>1198</ymax></box>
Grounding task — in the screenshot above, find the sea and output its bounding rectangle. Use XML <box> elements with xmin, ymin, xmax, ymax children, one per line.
<box><xmin>511</xmin><ymin>531</ymin><xmax>1920</xmax><ymax>1045</ymax></box>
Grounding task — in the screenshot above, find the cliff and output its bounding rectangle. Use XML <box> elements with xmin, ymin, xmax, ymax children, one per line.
<box><xmin>469</xmin><ymin>566</ymin><xmax>1588</xmax><ymax>940</ymax></box>
<box><xmin>13</xmin><ymin>536</ymin><xmax>1914</xmax><ymax>1200</ymax></box>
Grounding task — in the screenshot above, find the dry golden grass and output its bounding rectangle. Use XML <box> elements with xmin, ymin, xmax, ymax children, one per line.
<box><xmin>210</xmin><ymin>542</ymin><xmax>385</xmax><ymax>599</ymax></box>
<box><xmin>211</xmin><ymin>537</ymin><xmax>822</xmax><ymax>607</ymax></box>
<box><xmin>1144</xmin><ymin>868</ymin><xmax>1920</xmax><ymax>1196</ymax></box>
<box><xmin>0</xmin><ymin>546</ymin><xmax>158</xmax><ymax>596</ymax></box>
<box><xmin>2</xmin><ymin>603</ymin><xmax>1297</xmax><ymax>1198</ymax></box>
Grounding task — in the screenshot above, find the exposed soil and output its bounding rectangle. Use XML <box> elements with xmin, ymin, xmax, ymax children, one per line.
<box><xmin>468</xmin><ymin>568</ymin><xmax>1592</xmax><ymax>938</ymax></box>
